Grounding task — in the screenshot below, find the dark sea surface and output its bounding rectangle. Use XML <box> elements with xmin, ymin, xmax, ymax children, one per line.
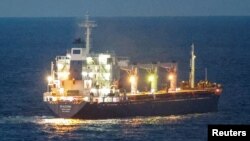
<box><xmin>0</xmin><ymin>17</ymin><xmax>249</xmax><ymax>141</ymax></box>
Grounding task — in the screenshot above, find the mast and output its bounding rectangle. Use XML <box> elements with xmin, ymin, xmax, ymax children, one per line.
<box><xmin>189</xmin><ymin>43</ymin><xmax>196</xmax><ymax>88</ymax></box>
<box><xmin>205</xmin><ymin>68</ymin><xmax>207</xmax><ymax>81</ymax></box>
<box><xmin>51</xmin><ymin>61</ymin><xmax>54</xmax><ymax>80</ymax></box>
<box><xmin>81</xmin><ymin>14</ymin><xmax>96</xmax><ymax>54</ymax></box>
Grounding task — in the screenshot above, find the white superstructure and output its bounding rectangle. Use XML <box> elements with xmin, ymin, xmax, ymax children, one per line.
<box><xmin>43</xmin><ymin>15</ymin><xmax>181</xmax><ymax>104</ymax></box>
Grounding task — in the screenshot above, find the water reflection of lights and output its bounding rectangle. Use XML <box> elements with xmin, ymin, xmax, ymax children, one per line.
<box><xmin>35</xmin><ymin>114</ymin><xmax>203</xmax><ymax>135</ymax></box>
<box><xmin>42</xmin><ymin>118</ymin><xmax>84</xmax><ymax>125</ymax></box>
<box><xmin>39</xmin><ymin>118</ymin><xmax>86</xmax><ymax>134</ymax></box>
<box><xmin>123</xmin><ymin>115</ymin><xmax>185</xmax><ymax>126</ymax></box>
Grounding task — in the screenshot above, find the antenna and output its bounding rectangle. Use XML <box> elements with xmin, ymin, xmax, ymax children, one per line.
<box><xmin>80</xmin><ymin>13</ymin><xmax>96</xmax><ymax>54</ymax></box>
<box><xmin>189</xmin><ymin>43</ymin><xmax>196</xmax><ymax>88</ymax></box>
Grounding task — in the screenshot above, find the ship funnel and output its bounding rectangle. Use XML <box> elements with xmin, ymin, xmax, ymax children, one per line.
<box><xmin>189</xmin><ymin>43</ymin><xmax>196</xmax><ymax>88</ymax></box>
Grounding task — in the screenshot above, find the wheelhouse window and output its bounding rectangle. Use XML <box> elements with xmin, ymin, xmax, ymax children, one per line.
<box><xmin>73</xmin><ymin>49</ymin><xmax>81</xmax><ymax>54</ymax></box>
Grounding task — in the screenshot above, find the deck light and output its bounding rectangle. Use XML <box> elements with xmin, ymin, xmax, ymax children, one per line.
<box><xmin>168</xmin><ymin>74</ymin><xmax>174</xmax><ymax>80</ymax></box>
<box><xmin>148</xmin><ymin>75</ymin><xmax>154</xmax><ymax>82</ymax></box>
<box><xmin>129</xmin><ymin>75</ymin><xmax>136</xmax><ymax>83</ymax></box>
<box><xmin>47</xmin><ymin>76</ymin><xmax>52</xmax><ymax>83</ymax></box>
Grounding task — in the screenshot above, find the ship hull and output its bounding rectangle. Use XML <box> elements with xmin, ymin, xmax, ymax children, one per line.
<box><xmin>47</xmin><ymin>93</ymin><xmax>220</xmax><ymax>119</ymax></box>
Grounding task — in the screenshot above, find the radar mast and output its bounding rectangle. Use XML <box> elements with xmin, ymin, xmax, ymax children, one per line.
<box><xmin>80</xmin><ymin>13</ymin><xmax>96</xmax><ymax>54</ymax></box>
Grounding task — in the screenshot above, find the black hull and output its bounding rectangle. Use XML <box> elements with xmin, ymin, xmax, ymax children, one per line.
<box><xmin>47</xmin><ymin>93</ymin><xmax>220</xmax><ymax>119</ymax></box>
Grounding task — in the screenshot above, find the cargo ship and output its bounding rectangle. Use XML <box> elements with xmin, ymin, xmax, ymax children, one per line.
<box><xmin>43</xmin><ymin>15</ymin><xmax>222</xmax><ymax>119</ymax></box>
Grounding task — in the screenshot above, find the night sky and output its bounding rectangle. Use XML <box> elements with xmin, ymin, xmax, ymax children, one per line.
<box><xmin>1</xmin><ymin>0</ymin><xmax>250</xmax><ymax>17</ymax></box>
